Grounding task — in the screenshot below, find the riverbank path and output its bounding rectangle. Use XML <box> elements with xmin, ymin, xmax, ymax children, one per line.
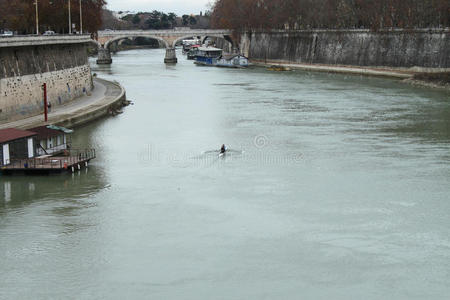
<box><xmin>0</xmin><ymin>78</ymin><xmax>125</xmax><ymax>130</ymax></box>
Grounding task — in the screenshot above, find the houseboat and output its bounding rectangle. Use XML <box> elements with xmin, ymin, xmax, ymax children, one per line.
<box><xmin>0</xmin><ymin>127</ymin><xmax>95</xmax><ymax>175</ymax></box>
<box><xmin>194</xmin><ymin>47</ymin><xmax>249</xmax><ymax>68</ymax></box>
<box><xmin>30</xmin><ymin>125</ymin><xmax>73</xmax><ymax>156</ymax></box>
<box><xmin>194</xmin><ymin>47</ymin><xmax>223</xmax><ymax>66</ymax></box>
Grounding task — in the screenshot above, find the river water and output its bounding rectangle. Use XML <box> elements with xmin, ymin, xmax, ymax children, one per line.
<box><xmin>1</xmin><ymin>48</ymin><xmax>449</xmax><ymax>299</ymax></box>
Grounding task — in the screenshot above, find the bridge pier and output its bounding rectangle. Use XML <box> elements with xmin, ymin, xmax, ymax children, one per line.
<box><xmin>97</xmin><ymin>47</ymin><xmax>112</xmax><ymax>64</ymax></box>
<box><xmin>164</xmin><ymin>47</ymin><xmax>177</xmax><ymax>64</ymax></box>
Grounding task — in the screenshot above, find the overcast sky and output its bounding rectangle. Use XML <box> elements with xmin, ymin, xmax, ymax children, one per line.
<box><xmin>105</xmin><ymin>0</ymin><xmax>212</xmax><ymax>15</ymax></box>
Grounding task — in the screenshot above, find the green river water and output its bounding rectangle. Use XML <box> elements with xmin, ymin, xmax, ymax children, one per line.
<box><xmin>1</xmin><ymin>48</ymin><xmax>449</xmax><ymax>299</ymax></box>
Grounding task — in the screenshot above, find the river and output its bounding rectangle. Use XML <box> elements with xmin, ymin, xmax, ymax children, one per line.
<box><xmin>1</xmin><ymin>48</ymin><xmax>449</xmax><ymax>299</ymax></box>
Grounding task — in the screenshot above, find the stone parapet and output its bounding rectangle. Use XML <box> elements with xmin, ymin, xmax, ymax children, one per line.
<box><xmin>0</xmin><ymin>34</ymin><xmax>94</xmax><ymax>48</ymax></box>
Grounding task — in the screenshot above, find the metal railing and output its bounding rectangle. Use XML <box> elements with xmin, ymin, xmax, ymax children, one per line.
<box><xmin>6</xmin><ymin>149</ymin><xmax>95</xmax><ymax>170</ymax></box>
<box><xmin>98</xmin><ymin>29</ymin><xmax>232</xmax><ymax>35</ymax></box>
<box><xmin>36</xmin><ymin>143</ymin><xmax>70</xmax><ymax>156</ymax></box>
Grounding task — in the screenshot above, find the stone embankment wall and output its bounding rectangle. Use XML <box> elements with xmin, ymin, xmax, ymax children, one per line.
<box><xmin>240</xmin><ymin>29</ymin><xmax>450</xmax><ymax>70</ymax></box>
<box><xmin>0</xmin><ymin>42</ymin><xmax>93</xmax><ymax>123</ymax></box>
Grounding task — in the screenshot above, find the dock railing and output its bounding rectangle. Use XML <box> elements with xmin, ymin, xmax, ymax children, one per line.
<box><xmin>6</xmin><ymin>149</ymin><xmax>96</xmax><ymax>170</ymax></box>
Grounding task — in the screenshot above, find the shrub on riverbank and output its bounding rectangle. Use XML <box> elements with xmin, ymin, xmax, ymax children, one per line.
<box><xmin>413</xmin><ymin>72</ymin><xmax>450</xmax><ymax>85</ymax></box>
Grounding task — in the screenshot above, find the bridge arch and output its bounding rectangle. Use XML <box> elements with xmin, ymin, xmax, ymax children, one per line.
<box><xmin>104</xmin><ymin>35</ymin><xmax>169</xmax><ymax>50</ymax></box>
<box><xmin>95</xmin><ymin>29</ymin><xmax>234</xmax><ymax>64</ymax></box>
<box><xmin>203</xmin><ymin>35</ymin><xmax>236</xmax><ymax>48</ymax></box>
<box><xmin>172</xmin><ymin>35</ymin><xmax>202</xmax><ymax>48</ymax></box>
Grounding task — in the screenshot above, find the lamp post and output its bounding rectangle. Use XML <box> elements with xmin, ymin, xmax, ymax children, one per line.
<box><xmin>79</xmin><ymin>0</ymin><xmax>83</xmax><ymax>34</ymax></box>
<box><xmin>34</xmin><ymin>0</ymin><xmax>39</xmax><ymax>34</ymax></box>
<box><xmin>68</xmin><ymin>0</ymin><xmax>71</xmax><ymax>34</ymax></box>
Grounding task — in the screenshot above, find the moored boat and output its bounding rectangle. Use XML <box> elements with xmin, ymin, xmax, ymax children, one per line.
<box><xmin>194</xmin><ymin>47</ymin><xmax>249</xmax><ymax>68</ymax></box>
<box><xmin>193</xmin><ymin>47</ymin><xmax>223</xmax><ymax>65</ymax></box>
<box><xmin>216</xmin><ymin>54</ymin><xmax>249</xmax><ymax>68</ymax></box>
<box><xmin>267</xmin><ymin>65</ymin><xmax>292</xmax><ymax>71</ymax></box>
<box><xmin>182</xmin><ymin>38</ymin><xmax>201</xmax><ymax>53</ymax></box>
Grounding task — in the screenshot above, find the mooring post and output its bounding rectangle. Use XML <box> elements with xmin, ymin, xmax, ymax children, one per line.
<box><xmin>164</xmin><ymin>47</ymin><xmax>177</xmax><ymax>64</ymax></box>
<box><xmin>42</xmin><ymin>83</ymin><xmax>48</xmax><ymax>122</ymax></box>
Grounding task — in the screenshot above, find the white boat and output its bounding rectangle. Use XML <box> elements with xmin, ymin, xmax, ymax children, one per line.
<box><xmin>194</xmin><ymin>47</ymin><xmax>249</xmax><ymax>68</ymax></box>
<box><xmin>194</xmin><ymin>47</ymin><xmax>223</xmax><ymax>65</ymax></box>
<box><xmin>182</xmin><ymin>38</ymin><xmax>201</xmax><ymax>53</ymax></box>
<box><xmin>216</xmin><ymin>54</ymin><xmax>249</xmax><ymax>68</ymax></box>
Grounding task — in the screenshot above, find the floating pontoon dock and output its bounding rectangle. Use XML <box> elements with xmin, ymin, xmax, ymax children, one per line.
<box><xmin>0</xmin><ymin>149</ymin><xmax>95</xmax><ymax>175</ymax></box>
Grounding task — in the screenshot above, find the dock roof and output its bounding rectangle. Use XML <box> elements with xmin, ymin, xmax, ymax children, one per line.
<box><xmin>29</xmin><ymin>125</ymin><xmax>72</xmax><ymax>139</ymax></box>
<box><xmin>0</xmin><ymin>128</ymin><xmax>37</xmax><ymax>144</ymax></box>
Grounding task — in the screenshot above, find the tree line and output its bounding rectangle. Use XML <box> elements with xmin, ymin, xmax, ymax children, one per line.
<box><xmin>0</xmin><ymin>0</ymin><xmax>106</xmax><ymax>34</ymax></box>
<box><xmin>122</xmin><ymin>11</ymin><xmax>177</xmax><ymax>29</ymax></box>
<box><xmin>210</xmin><ymin>0</ymin><xmax>450</xmax><ymax>31</ymax></box>
<box><xmin>119</xmin><ymin>11</ymin><xmax>206</xmax><ymax>30</ymax></box>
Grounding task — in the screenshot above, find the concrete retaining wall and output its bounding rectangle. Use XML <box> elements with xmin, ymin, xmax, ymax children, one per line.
<box><xmin>0</xmin><ymin>42</ymin><xmax>93</xmax><ymax>123</ymax></box>
<box><xmin>241</xmin><ymin>29</ymin><xmax>450</xmax><ymax>70</ymax></box>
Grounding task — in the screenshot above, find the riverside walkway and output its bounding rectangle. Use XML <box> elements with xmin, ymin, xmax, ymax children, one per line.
<box><xmin>0</xmin><ymin>77</ymin><xmax>126</xmax><ymax>130</ymax></box>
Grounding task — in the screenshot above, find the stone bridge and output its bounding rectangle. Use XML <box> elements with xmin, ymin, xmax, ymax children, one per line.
<box><xmin>95</xmin><ymin>29</ymin><xmax>235</xmax><ymax>64</ymax></box>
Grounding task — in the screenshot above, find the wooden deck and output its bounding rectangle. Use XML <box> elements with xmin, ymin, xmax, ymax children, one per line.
<box><xmin>1</xmin><ymin>149</ymin><xmax>95</xmax><ymax>174</ymax></box>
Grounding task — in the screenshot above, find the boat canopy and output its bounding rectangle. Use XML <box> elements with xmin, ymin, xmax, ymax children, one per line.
<box><xmin>46</xmin><ymin>125</ymin><xmax>74</xmax><ymax>134</ymax></box>
<box><xmin>197</xmin><ymin>46</ymin><xmax>223</xmax><ymax>52</ymax></box>
<box><xmin>196</xmin><ymin>47</ymin><xmax>223</xmax><ymax>58</ymax></box>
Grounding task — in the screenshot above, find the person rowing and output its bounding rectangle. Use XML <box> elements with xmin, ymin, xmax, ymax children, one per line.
<box><xmin>220</xmin><ymin>144</ymin><xmax>226</xmax><ymax>154</ymax></box>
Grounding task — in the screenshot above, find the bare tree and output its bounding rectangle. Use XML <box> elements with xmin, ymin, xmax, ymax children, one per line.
<box><xmin>210</xmin><ymin>0</ymin><xmax>449</xmax><ymax>31</ymax></box>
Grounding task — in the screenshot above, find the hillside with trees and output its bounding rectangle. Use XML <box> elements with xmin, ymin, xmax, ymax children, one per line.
<box><xmin>210</xmin><ymin>0</ymin><xmax>450</xmax><ymax>31</ymax></box>
<box><xmin>0</xmin><ymin>0</ymin><xmax>106</xmax><ymax>34</ymax></box>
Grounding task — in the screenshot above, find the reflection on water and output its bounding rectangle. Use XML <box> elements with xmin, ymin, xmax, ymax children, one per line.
<box><xmin>0</xmin><ymin>117</ymin><xmax>109</xmax><ymax>210</ymax></box>
<box><xmin>0</xmin><ymin>168</ymin><xmax>107</xmax><ymax>209</ymax></box>
<box><xmin>0</xmin><ymin>48</ymin><xmax>449</xmax><ymax>299</ymax></box>
<box><xmin>93</xmin><ymin>63</ymin><xmax>114</xmax><ymax>75</ymax></box>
